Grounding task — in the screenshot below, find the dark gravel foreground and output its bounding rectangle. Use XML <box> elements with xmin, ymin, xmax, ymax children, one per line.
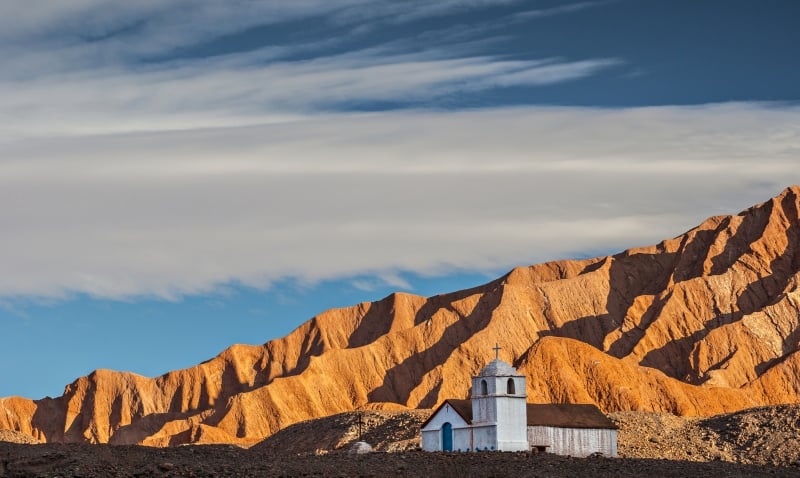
<box><xmin>1</xmin><ymin>443</ymin><xmax>798</xmax><ymax>478</ymax></box>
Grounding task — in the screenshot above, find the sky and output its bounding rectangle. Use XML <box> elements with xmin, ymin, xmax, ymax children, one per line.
<box><xmin>1</xmin><ymin>0</ymin><xmax>799</xmax><ymax>399</ymax></box>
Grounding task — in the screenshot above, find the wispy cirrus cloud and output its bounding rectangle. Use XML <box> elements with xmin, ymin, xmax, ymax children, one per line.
<box><xmin>514</xmin><ymin>1</ymin><xmax>609</xmax><ymax>20</ymax></box>
<box><xmin>0</xmin><ymin>0</ymin><xmax>621</xmax><ymax>137</ymax></box>
<box><xmin>0</xmin><ymin>0</ymin><xmax>524</xmax><ymax>64</ymax></box>
<box><xmin>0</xmin><ymin>0</ymin><xmax>612</xmax><ymax>81</ymax></box>
<box><xmin>327</xmin><ymin>0</ymin><xmax>519</xmax><ymax>26</ymax></box>
<box><xmin>0</xmin><ymin>51</ymin><xmax>621</xmax><ymax>138</ymax></box>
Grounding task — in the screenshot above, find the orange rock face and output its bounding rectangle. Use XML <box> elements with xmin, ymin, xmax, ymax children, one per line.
<box><xmin>2</xmin><ymin>186</ymin><xmax>800</xmax><ymax>446</ymax></box>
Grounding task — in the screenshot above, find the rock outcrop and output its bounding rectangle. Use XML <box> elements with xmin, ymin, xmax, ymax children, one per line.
<box><xmin>2</xmin><ymin>186</ymin><xmax>800</xmax><ymax>446</ymax></box>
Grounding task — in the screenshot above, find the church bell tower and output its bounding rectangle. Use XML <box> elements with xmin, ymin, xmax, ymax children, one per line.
<box><xmin>470</xmin><ymin>344</ymin><xmax>528</xmax><ymax>451</ymax></box>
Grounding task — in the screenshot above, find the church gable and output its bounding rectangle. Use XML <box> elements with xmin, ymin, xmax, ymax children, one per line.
<box><xmin>420</xmin><ymin>400</ymin><xmax>471</xmax><ymax>431</ymax></box>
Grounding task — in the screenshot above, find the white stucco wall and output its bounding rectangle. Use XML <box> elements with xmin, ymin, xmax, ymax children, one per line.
<box><xmin>472</xmin><ymin>396</ymin><xmax>496</xmax><ymax>425</ymax></box>
<box><xmin>527</xmin><ymin>426</ymin><xmax>618</xmax><ymax>457</ymax></box>
<box><xmin>421</xmin><ymin>430</ymin><xmax>439</xmax><ymax>451</ymax></box>
<box><xmin>420</xmin><ymin>403</ymin><xmax>470</xmax><ymax>452</ymax></box>
<box><xmin>494</xmin><ymin>396</ymin><xmax>528</xmax><ymax>451</ymax></box>
<box><xmin>452</xmin><ymin>428</ymin><xmax>472</xmax><ymax>452</ymax></box>
<box><xmin>471</xmin><ymin>424</ymin><xmax>497</xmax><ymax>451</ymax></box>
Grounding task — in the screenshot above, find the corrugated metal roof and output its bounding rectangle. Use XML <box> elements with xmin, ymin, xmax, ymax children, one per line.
<box><xmin>421</xmin><ymin>400</ymin><xmax>617</xmax><ymax>430</ymax></box>
<box><xmin>526</xmin><ymin>403</ymin><xmax>617</xmax><ymax>429</ymax></box>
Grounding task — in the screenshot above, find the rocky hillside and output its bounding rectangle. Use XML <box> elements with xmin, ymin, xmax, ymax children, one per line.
<box><xmin>612</xmin><ymin>405</ymin><xmax>800</xmax><ymax>466</ymax></box>
<box><xmin>0</xmin><ymin>429</ymin><xmax>39</xmax><ymax>445</ymax></box>
<box><xmin>255</xmin><ymin>405</ymin><xmax>800</xmax><ymax>467</ymax></box>
<box><xmin>253</xmin><ymin>409</ymin><xmax>429</xmax><ymax>454</ymax></box>
<box><xmin>4</xmin><ymin>407</ymin><xmax>799</xmax><ymax>477</ymax></box>
<box><xmin>2</xmin><ymin>186</ymin><xmax>800</xmax><ymax>446</ymax></box>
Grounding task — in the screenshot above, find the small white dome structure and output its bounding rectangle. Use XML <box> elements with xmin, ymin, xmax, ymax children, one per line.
<box><xmin>348</xmin><ymin>441</ymin><xmax>373</xmax><ymax>454</ymax></box>
<box><xmin>477</xmin><ymin>358</ymin><xmax>517</xmax><ymax>377</ymax></box>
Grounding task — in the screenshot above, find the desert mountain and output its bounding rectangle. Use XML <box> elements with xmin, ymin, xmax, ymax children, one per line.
<box><xmin>2</xmin><ymin>186</ymin><xmax>800</xmax><ymax>446</ymax></box>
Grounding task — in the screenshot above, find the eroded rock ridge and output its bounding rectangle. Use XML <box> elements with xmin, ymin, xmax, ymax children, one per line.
<box><xmin>2</xmin><ymin>186</ymin><xmax>800</xmax><ymax>445</ymax></box>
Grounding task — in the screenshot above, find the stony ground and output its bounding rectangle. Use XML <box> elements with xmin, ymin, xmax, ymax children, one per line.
<box><xmin>2</xmin><ymin>405</ymin><xmax>800</xmax><ymax>477</ymax></box>
<box><xmin>1</xmin><ymin>443</ymin><xmax>799</xmax><ymax>478</ymax></box>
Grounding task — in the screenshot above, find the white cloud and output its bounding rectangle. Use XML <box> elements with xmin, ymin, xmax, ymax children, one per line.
<box><xmin>0</xmin><ymin>1</ymin><xmax>351</xmax><ymax>45</ymax></box>
<box><xmin>0</xmin><ymin>0</ymin><xmax>622</xmax><ymax>141</ymax></box>
<box><xmin>0</xmin><ymin>1</ymin><xmax>796</xmax><ymax>302</ymax></box>
<box><xmin>515</xmin><ymin>1</ymin><xmax>607</xmax><ymax>20</ymax></box>
<box><xmin>0</xmin><ymin>0</ymin><xmax>602</xmax><ymax>84</ymax></box>
<box><xmin>1</xmin><ymin>104</ymin><xmax>799</xmax><ymax>300</ymax></box>
<box><xmin>0</xmin><ymin>51</ymin><xmax>619</xmax><ymax>139</ymax></box>
<box><xmin>0</xmin><ymin>0</ymin><xmax>522</xmax><ymax>72</ymax></box>
<box><xmin>328</xmin><ymin>0</ymin><xmax>520</xmax><ymax>25</ymax></box>
<box><xmin>351</xmin><ymin>273</ymin><xmax>413</xmax><ymax>292</ymax></box>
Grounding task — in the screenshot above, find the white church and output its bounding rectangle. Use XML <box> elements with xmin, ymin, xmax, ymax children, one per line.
<box><xmin>420</xmin><ymin>347</ymin><xmax>617</xmax><ymax>457</ymax></box>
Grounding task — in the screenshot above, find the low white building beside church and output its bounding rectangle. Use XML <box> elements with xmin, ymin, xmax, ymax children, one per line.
<box><xmin>420</xmin><ymin>349</ymin><xmax>617</xmax><ymax>457</ymax></box>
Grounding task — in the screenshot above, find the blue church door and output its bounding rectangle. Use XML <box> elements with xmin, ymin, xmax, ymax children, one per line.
<box><xmin>442</xmin><ymin>422</ymin><xmax>453</xmax><ymax>451</ymax></box>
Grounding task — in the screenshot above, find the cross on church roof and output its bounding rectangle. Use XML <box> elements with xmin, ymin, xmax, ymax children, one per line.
<box><xmin>493</xmin><ymin>343</ymin><xmax>501</xmax><ymax>360</ymax></box>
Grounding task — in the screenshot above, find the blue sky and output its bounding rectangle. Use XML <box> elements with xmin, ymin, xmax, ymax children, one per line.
<box><xmin>1</xmin><ymin>0</ymin><xmax>799</xmax><ymax>399</ymax></box>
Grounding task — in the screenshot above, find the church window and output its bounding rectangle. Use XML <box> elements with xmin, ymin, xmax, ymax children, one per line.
<box><xmin>507</xmin><ymin>378</ymin><xmax>515</xmax><ymax>395</ymax></box>
<box><xmin>480</xmin><ymin>379</ymin><xmax>488</xmax><ymax>395</ymax></box>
